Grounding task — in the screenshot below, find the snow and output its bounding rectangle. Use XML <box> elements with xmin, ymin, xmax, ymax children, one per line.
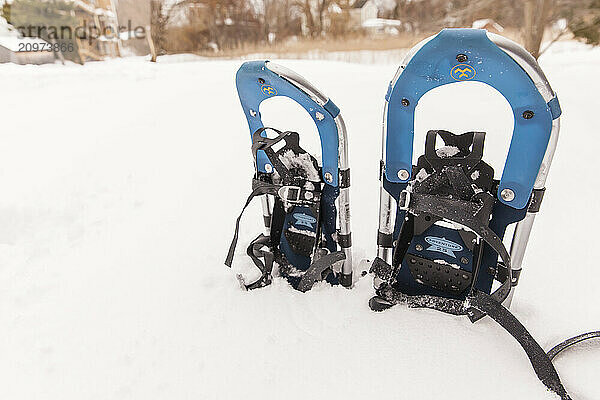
<box><xmin>436</xmin><ymin>145</ymin><xmax>460</xmax><ymax>158</ymax></box>
<box><xmin>0</xmin><ymin>42</ymin><xmax>599</xmax><ymax>400</ymax></box>
<box><xmin>278</xmin><ymin>149</ymin><xmax>321</xmax><ymax>182</ymax></box>
<box><xmin>287</xmin><ymin>226</ymin><xmax>317</xmax><ymax>237</ymax></box>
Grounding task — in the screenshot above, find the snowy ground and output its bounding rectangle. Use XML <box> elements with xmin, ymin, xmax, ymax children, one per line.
<box><xmin>1</xmin><ymin>41</ymin><xmax>599</xmax><ymax>400</ymax></box>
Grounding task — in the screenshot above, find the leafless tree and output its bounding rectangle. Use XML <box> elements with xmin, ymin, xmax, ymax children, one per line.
<box><xmin>150</xmin><ymin>0</ymin><xmax>171</xmax><ymax>56</ymax></box>
<box><xmin>298</xmin><ymin>0</ymin><xmax>331</xmax><ymax>37</ymax></box>
<box><xmin>262</xmin><ymin>0</ymin><xmax>301</xmax><ymax>42</ymax></box>
<box><xmin>523</xmin><ymin>0</ymin><xmax>554</xmax><ymax>58</ymax></box>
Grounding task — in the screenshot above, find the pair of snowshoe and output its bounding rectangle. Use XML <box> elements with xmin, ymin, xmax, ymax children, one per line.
<box><xmin>225</xmin><ymin>29</ymin><xmax>598</xmax><ymax>399</ymax></box>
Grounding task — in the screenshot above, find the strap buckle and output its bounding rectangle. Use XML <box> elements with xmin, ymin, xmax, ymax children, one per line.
<box><xmin>398</xmin><ymin>190</ymin><xmax>411</xmax><ymax>211</ymax></box>
<box><xmin>278</xmin><ymin>185</ymin><xmax>303</xmax><ymax>204</ymax></box>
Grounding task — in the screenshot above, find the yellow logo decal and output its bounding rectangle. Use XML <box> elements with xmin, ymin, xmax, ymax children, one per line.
<box><xmin>451</xmin><ymin>64</ymin><xmax>476</xmax><ymax>81</ymax></box>
<box><xmin>261</xmin><ymin>85</ymin><xmax>277</xmax><ymax>96</ymax></box>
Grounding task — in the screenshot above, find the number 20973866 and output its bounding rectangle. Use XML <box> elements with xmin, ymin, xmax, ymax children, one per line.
<box><xmin>18</xmin><ymin>42</ymin><xmax>74</xmax><ymax>53</ymax></box>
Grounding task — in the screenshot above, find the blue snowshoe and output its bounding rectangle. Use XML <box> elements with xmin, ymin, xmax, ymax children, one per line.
<box><xmin>369</xmin><ymin>29</ymin><xmax>600</xmax><ymax>399</ymax></box>
<box><xmin>226</xmin><ymin>61</ymin><xmax>353</xmax><ymax>292</ymax></box>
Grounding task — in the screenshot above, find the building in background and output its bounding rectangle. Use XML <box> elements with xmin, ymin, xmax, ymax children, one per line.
<box><xmin>0</xmin><ymin>16</ymin><xmax>55</xmax><ymax>64</ymax></box>
<box><xmin>71</xmin><ymin>0</ymin><xmax>122</xmax><ymax>60</ymax></box>
<box><xmin>0</xmin><ymin>0</ymin><xmax>123</xmax><ymax>63</ymax></box>
<box><xmin>116</xmin><ymin>0</ymin><xmax>151</xmax><ymax>56</ymax></box>
<box><xmin>362</xmin><ymin>18</ymin><xmax>403</xmax><ymax>36</ymax></box>
<box><xmin>349</xmin><ymin>0</ymin><xmax>378</xmax><ymax>29</ymax></box>
<box><xmin>301</xmin><ymin>0</ymin><xmax>381</xmax><ymax>37</ymax></box>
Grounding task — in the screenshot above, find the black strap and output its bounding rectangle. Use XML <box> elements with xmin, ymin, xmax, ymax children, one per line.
<box><xmin>225</xmin><ymin>181</ymin><xmax>278</xmax><ymax>268</ymax></box>
<box><xmin>468</xmin><ymin>291</ymin><xmax>570</xmax><ymax>400</ymax></box>
<box><xmin>374</xmin><ymin>277</ymin><xmax>467</xmax><ymax>315</ymax></box>
<box><xmin>296</xmin><ymin>251</ymin><xmax>345</xmax><ymax>292</ymax></box>
<box><xmin>240</xmin><ymin>234</ymin><xmax>274</xmax><ymax>290</ymax></box>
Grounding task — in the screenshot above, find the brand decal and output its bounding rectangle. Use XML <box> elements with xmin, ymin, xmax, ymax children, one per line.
<box><xmin>450</xmin><ymin>64</ymin><xmax>476</xmax><ymax>81</ymax></box>
<box><xmin>293</xmin><ymin>213</ymin><xmax>316</xmax><ymax>229</ymax></box>
<box><xmin>424</xmin><ymin>236</ymin><xmax>463</xmax><ymax>258</ymax></box>
<box><xmin>261</xmin><ymin>84</ymin><xmax>277</xmax><ymax>96</ymax></box>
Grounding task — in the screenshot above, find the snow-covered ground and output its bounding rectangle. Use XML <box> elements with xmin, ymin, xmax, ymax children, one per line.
<box><xmin>1</xmin><ymin>41</ymin><xmax>599</xmax><ymax>400</ymax></box>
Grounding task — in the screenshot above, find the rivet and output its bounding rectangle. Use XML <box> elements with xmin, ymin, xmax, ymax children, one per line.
<box><xmin>456</xmin><ymin>54</ymin><xmax>468</xmax><ymax>62</ymax></box>
<box><xmin>265</xmin><ymin>164</ymin><xmax>273</xmax><ymax>173</ymax></box>
<box><xmin>249</xmin><ymin>109</ymin><xmax>257</xmax><ymax>117</ymax></box>
<box><xmin>522</xmin><ymin>110</ymin><xmax>534</xmax><ymax>119</ymax></box>
<box><xmin>315</xmin><ymin>111</ymin><xmax>325</xmax><ymax>121</ymax></box>
<box><xmin>397</xmin><ymin>169</ymin><xmax>410</xmax><ymax>181</ymax></box>
<box><xmin>460</xmin><ymin>257</ymin><xmax>469</xmax><ymax>264</ymax></box>
<box><xmin>501</xmin><ymin>188</ymin><xmax>515</xmax><ymax>202</ymax></box>
<box><xmin>324</xmin><ymin>172</ymin><xmax>333</xmax><ymax>183</ymax></box>
<box><xmin>401</xmin><ymin>98</ymin><xmax>410</xmax><ymax>107</ymax></box>
<box><xmin>415</xmin><ymin>244</ymin><xmax>423</xmax><ymax>251</ymax></box>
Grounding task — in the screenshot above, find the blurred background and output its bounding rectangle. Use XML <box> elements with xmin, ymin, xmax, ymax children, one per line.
<box><xmin>0</xmin><ymin>0</ymin><xmax>598</xmax><ymax>65</ymax></box>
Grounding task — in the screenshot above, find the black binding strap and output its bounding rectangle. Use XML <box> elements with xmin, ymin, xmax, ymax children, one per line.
<box><xmin>225</xmin><ymin>180</ymin><xmax>278</xmax><ymax>268</ymax></box>
<box><xmin>240</xmin><ymin>234</ymin><xmax>274</xmax><ymax>290</ymax></box>
<box><xmin>468</xmin><ymin>291</ymin><xmax>570</xmax><ymax>400</ymax></box>
<box><xmin>296</xmin><ymin>251</ymin><xmax>345</xmax><ymax>292</ymax></box>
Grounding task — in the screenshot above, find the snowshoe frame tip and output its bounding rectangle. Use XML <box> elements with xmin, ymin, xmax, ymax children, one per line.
<box><xmin>231</xmin><ymin>61</ymin><xmax>353</xmax><ymax>289</ymax></box>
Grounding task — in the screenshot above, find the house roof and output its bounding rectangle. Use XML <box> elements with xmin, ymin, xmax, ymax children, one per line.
<box><xmin>352</xmin><ymin>0</ymin><xmax>370</xmax><ymax>9</ymax></box>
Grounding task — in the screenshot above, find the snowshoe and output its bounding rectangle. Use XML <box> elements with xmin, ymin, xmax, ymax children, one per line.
<box><xmin>226</xmin><ymin>61</ymin><xmax>353</xmax><ymax>292</ymax></box>
<box><xmin>371</xmin><ymin>28</ymin><xmax>599</xmax><ymax>399</ymax></box>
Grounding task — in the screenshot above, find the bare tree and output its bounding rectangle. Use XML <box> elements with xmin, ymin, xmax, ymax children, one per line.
<box><xmin>523</xmin><ymin>0</ymin><xmax>554</xmax><ymax>58</ymax></box>
<box><xmin>150</xmin><ymin>0</ymin><xmax>172</xmax><ymax>61</ymax></box>
<box><xmin>298</xmin><ymin>0</ymin><xmax>331</xmax><ymax>37</ymax></box>
<box><xmin>263</xmin><ymin>0</ymin><xmax>301</xmax><ymax>42</ymax></box>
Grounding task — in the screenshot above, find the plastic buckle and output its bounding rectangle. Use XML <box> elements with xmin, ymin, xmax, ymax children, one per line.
<box><xmin>278</xmin><ymin>186</ymin><xmax>302</xmax><ymax>203</ymax></box>
<box><xmin>398</xmin><ymin>190</ymin><xmax>411</xmax><ymax>211</ymax></box>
